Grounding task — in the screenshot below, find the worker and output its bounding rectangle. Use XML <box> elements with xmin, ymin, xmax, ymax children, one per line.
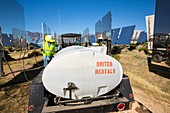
<box><xmin>84</xmin><ymin>38</ymin><xmax>92</xmax><ymax>47</ymax></box>
<box><xmin>42</xmin><ymin>35</ymin><xmax>56</xmax><ymax>67</ymax></box>
<box><xmin>97</xmin><ymin>37</ymin><xmax>104</xmax><ymax>46</ymax></box>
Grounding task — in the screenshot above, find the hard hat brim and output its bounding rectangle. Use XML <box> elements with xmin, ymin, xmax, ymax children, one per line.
<box><xmin>98</xmin><ymin>37</ymin><xmax>103</xmax><ymax>40</ymax></box>
<box><xmin>46</xmin><ymin>39</ymin><xmax>55</xmax><ymax>42</ymax></box>
<box><xmin>45</xmin><ymin>35</ymin><xmax>55</xmax><ymax>42</ymax></box>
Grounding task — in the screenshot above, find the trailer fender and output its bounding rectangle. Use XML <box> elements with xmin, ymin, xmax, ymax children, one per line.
<box><xmin>118</xmin><ymin>75</ymin><xmax>134</xmax><ymax>102</ymax></box>
<box><xmin>28</xmin><ymin>83</ymin><xmax>45</xmax><ymax>113</ymax></box>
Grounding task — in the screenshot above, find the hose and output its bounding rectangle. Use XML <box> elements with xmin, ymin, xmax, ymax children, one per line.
<box><xmin>18</xmin><ymin>48</ymin><xmax>25</xmax><ymax>60</ymax></box>
<box><xmin>21</xmin><ymin>44</ymin><xmax>43</xmax><ymax>83</ymax></box>
<box><xmin>1</xmin><ymin>42</ymin><xmax>43</xmax><ymax>84</ymax></box>
<box><xmin>33</xmin><ymin>46</ymin><xmax>40</xmax><ymax>66</ymax></box>
<box><xmin>4</xmin><ymin>65</ymin><xmax>43</xmax><ymax>76</ymax></box>
<box><xmin>22</xmin><ymin>47</ymin><xmax>31</xmax><ymax>83</ymax></box>
<box><xmin>0</xmin><ymin>41</ymin><xmax>16</xmax><ymax>79</ymax></box>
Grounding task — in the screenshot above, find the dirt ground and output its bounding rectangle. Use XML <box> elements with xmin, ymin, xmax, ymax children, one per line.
<box><xmin>0</xmin><ymin>48</ymin><xmax>169</xmax><ymax>113</ymax></box>
<box><xmin>0</xmin><ymin>49</ymin><xmax>43</xmax><ymax>113</ymax></box>
<box><xmin>119</xmin><ymin>49</ymin><xmax>170</xmax><ymax>113</ymax></box>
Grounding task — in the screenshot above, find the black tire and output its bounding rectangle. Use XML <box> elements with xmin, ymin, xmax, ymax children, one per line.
<box><xmin>152</xmin><ymin>54</ymin><xmax>163</xmax><ymax>63</ymax></box>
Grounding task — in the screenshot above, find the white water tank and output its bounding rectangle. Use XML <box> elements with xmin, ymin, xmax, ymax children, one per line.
<box><xmin>42</xmin><ymin>46</ymin><xmax>123</xmax><ymax>99</ymax></box>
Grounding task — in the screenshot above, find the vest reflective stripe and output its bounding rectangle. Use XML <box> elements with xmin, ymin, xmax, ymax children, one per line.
<box><xmin>44</xmin><ymin>50</ymin><xmax>55</xmax><ymax>52</ymax></box>
<box><xmin>42</xmin><ymin>41</ymin><xmax>55</xmax><ymax>56</ymax></box>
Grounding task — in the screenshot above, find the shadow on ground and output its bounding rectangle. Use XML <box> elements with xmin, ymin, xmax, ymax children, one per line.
<box><xmin>147</xmin><ymin>57</ymin><xmax>170</xmax><ymax>79</ymax></box>
<box><xmin>3</xmin><ymin>50</ymin><xmax>16</xmax><ymax>61</ymax></box>
<box><xmin>135</xmin><ymin>102</ymin><xmax>152</xmax><ymax>113</ymax></box>
<box><xmin>1</xmin><ymin>60</ymin><xmax>44</xmax><ymax>88</ymax></box>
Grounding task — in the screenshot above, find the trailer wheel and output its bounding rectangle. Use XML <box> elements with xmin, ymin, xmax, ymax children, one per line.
<box><xmin>153</xmin><ymin>54</ymin><xmax>162</xmax><ymax>63</ymax></box>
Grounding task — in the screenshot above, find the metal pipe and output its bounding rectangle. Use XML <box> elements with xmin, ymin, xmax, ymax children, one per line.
<box><xmin>57</xmin><ymin>94</ymin><xmax>119</xmax><ymax>105</ymax></box>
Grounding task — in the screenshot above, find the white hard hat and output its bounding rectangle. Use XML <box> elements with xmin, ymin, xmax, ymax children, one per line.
<box><xmin>98</xmin><ymin>37</ymin><xmax>103</xmax><ymax>40</ymax></box>
<box><xmin>45</xmin><ymin>35</ymin><xmax>55</xmax><ymax>42</ymax></box>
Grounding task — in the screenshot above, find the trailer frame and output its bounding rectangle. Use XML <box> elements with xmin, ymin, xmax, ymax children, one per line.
<box><xmin>28</xmin><ymin>71</ymin><xmax>134</xmax><ymax>113</ymax></box>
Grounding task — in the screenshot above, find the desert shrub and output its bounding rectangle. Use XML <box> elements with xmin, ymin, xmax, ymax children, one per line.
<box><xmin>128</xmin><ymin>44</ymin><xmax>136</xmax><ymax>51</ymax></box>
<box><xmin>139</xmin><ymin>47</ymin><xmax>148</xmax><ymax>52</ymax></box>
<box><xmin>139</xmin><ymin>47</ymin><xmax>149</xmax><ymax>55</ymax></box>
<box><xmin>143</xmin><ymin>42</ymin><xmax>148</xmax><ymax>47</ymax></box>
<box><xmin>112</xmin><ymin>54</ymin><xmax>120</xmax><ymax>61</ymax></box>
<box><xmin>111</xmin><ymin>45</ymin><xmax>121</xmax><ymax>54</ymax></box>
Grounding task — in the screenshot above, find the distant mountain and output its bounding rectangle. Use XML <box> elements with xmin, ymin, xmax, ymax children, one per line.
<box><xmin>26</xmin><ymin>31</ymin><xmax>42</xmax><ymax>40</ymax></box>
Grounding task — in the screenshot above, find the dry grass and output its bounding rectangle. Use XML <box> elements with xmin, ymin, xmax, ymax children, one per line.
<box><xmin>0</xmin><ymin>49</ymin><xmax>43</xmax><ymax>112</ymax></box>
<box><xmin>120</xmin><ymin>50</ymin><xmax>170</xmax><ymax>113</ymax></box>
<box><xmin>0</xmin><ymin>83</ymin><xmax>29</xmax><ymax>112</ymax></box>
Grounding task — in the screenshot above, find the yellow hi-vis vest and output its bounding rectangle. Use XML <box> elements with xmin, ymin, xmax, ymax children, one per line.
<box><xmin>42</xmin><ymin>41</ymin><xmax>56</xmax><ymax>56</ymax></box>
<box><xmin>96</xmin><ymin>43</ymin><xmax>105</xmax><ymax>46</ymax></box>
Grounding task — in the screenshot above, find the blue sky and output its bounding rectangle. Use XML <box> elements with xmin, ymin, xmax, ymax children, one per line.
<box><xmin>17</xmin><ymin>0</ymin><xmax>155</xmax><ymax>35</ymax></box>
